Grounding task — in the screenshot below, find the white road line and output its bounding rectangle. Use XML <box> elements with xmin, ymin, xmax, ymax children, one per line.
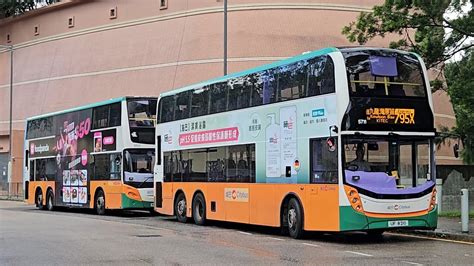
<box><xmin>345</xmin><ymin>251</ymin><xmax>373</xmax><ymax>257</ymax></box>
<box><xmin>401</xmin><ymin>261</ymin><xmax>423</xmax><ymax>266</ymax></box>
<box><xmin>267</xmin><ymin>237</ymin><xmax>284</xmax><ymax>241</ymax></box>
<box><xmin>302</xmin><ymin>243</ymin><xmax>320</xmax><ymax>247</ymax></box>
<box><xmin>238</xmin><ymin>231</ymin><xmax>253</xmax><ymax>235</ymax></box>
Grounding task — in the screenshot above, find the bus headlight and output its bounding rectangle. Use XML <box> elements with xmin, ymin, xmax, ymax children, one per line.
<box><xmin>345</xmin><ymin>186</ymin><xmax>364</xmax><ymax>213</ymax></box>
<box><xmin>428</xmin><ymin>187</ymin><xmax>437</xmax><ymax>212</ymax></box>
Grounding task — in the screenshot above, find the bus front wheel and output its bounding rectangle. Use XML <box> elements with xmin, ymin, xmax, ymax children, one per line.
<box><xmin>175</xmin><ymin>193</ymin><xmax>187</xmax><ymax>223</ymax></box>
<box><xmin>46</xmin><ymin>190</ymin><xmax>54</xmax><ymax>211</ymax></box>
<box><xmin>287</xmin><ymin>198</ymin><xmax>304</xmax><ymax>239</ymax></box>
<box><xmin>192</xmin><ymin>193</ymin><xmax>206</xmax><ymax>226</ymax></box>
<box><xmin>95</xmin><ymin>190</ymin><xmax>106</xmax><ymax>215</ymax></box>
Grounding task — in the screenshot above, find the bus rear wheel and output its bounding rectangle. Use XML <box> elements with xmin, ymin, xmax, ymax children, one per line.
<box><xmin>46</xmin><ymin>190</ymin><xmax>54</xmax><ymax>211</ymax></box>
<box><xmin>287</xmin><ymin>198</ymin><xmax>304</xmax><ymax>239</ymax></box>
<box><xmin>192</xmin><ymin>193</ymin><xmax>206</xmax><ymax>226</ymax></box>
<box><xmin>36</xmin><ymin>189</ymin><xmax>45</xmax><ymax>210</ymax></box>
<box><xmin>95</xmin><ymin>190</ymin><xmax>106</xmax><ymax>215</ymax></box>
<box><xmin>175</xmin><ymin>193</ymin><xmax>187</xmax><ymax>223</ymax></box>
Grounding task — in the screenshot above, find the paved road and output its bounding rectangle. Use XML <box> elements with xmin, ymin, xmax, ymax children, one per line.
<box><xmin>0</xmin><ymin>201</ymin><xmax>472</xmax><ymax>265</ymax></box>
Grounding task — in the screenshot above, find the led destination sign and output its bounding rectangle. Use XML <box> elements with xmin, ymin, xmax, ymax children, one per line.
<box><xmin>365</xmin><ymin>108</ymin><xmax>415</xmax><ymax>125</ymax></box>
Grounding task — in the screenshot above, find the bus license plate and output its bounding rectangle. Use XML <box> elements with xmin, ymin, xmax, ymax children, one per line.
<box><xmin>388</xmin><ymin>220</ymin><xmax>409</xmax><ymax>227</ymax></box>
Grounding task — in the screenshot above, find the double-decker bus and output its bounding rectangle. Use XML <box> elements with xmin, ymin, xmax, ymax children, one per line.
<box><xmin>24</xmin><ymin>96</ymin><xmax>157</xmax><ymax>215</ymax></box>
<box><xmin>153</xmin><ymin>47</ymin><xmax>437</xmax><ymax>238</ymax></box>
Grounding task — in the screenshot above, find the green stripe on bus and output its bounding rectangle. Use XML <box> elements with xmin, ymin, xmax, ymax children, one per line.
<box><xmin>121</xmin><ymin>193</ymin><xmax>153</xmax><ymax>209</ymax></box>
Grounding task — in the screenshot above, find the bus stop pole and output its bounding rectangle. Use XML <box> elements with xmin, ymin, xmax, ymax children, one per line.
<box><xmin>461</xmin><ymin>188</ymin><xmax>469</xmax><ymax>233</ymax></box>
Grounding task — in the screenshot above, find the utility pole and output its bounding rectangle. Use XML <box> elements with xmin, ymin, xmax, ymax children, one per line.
<box><xmin>223</xmin><ymin>0</ymin><xmax>227</xmax><ymax>75</ymax></box>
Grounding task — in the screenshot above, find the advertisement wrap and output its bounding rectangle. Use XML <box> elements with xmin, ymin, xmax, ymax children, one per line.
<box><xmin>29</xmin><ymin>109</ymin><xmax>117</xmax><ymax>206</ymax></box>
<box><xmin>160</xmin><ymin>95</ymin><xmax>337</xmax><ymax>184</ymax></box>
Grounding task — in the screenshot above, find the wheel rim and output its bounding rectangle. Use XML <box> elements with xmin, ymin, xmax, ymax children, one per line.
<box><xmin>196</xmin><ymin>201</ymin><xmax>203</xmax><ymax>220</ymax></box>
<box><xmin>97</xmin><ymin>196</ymin><xmax>104</xmax><ymax>210</ymax></box>
<box><xmin>37</xmin><ymin>193</ymin><xmax>43</xmax><ymax>206</ymax></box>
<box><xmin>288</xmin><ymin>208</ymin><xmax>296</xmax><ymax>229</ymax></box>
<box><xmin>177</xmin><ymin>199</ymin><xmax>186</xmax><ymax>216</ymax></box>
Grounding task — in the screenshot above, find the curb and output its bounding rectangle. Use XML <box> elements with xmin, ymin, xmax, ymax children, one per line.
<box><xmin>0</xmin><ymin>197</ymin><xmax>24</xmax><ymax>202</ymax></box>
<box><xmin>397</xmin><ymin>229</ymin><xmax>474</xmax><ymax>243</ymax></box>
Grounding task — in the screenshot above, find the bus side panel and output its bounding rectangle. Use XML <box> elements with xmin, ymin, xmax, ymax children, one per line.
<box><xmin>223</xmin><ymin>184</ymin><xmax>249</xmax><ymax>223</ymax></box>
<box><xmin>28</xmin><ymin>181</ymin><xmax>55</xmax><ymax>206</ymax></box>
<box><xmin>156</xmin><ymin>182</ymin><xmax>174</xmax><ymax>215</ymax></box>
<box><xmin>303</xmin><ymin>184</ymin><xmax>339</xmax><ymax>231</ymax></box>
<box><xmin>90</xmin><ymin>181</ymin><xmax>122</xmax><ymax>209</ymax></box>
<box><xmin>249</xmin><ymin>184</ymin><xmax>278</xmax><ymax>226</ymax></box>
<box><xmin>206</xmin><ymin>183</ymin><xmax>226</xmax><ymax>221</ymax></box>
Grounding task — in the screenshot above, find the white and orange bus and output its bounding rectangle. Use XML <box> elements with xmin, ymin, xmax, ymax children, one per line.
<box><xmin>24</xmin><ymin>96</ymin><xmax>157</xmax><ymax>214</ymax></box>
<box><xmin>153</xmin><ymin>47</ymin><xmax>438</xmax><ymax>238</ymax></box>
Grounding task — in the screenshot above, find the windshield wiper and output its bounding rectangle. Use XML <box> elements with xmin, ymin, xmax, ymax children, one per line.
<box><xmin>138</xmin><ymin>176</ymin><xmax>153</xmax><ymax>188</ymax></box>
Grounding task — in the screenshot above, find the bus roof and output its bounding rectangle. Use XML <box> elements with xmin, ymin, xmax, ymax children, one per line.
<box><xmin>27</xmin><ymin>97</ymin><xmax>126</xmax><ymax>121</ymax></box>
<box><xmin>160</xmin><ymin>47</ymin><xmax>338</xmax><ymax>97</ymax></box>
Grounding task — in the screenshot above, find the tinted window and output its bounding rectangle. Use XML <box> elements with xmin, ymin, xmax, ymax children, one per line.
<box><xmin>344</xmin><ymin>50</ymin><xmax>426</xmax><ymax>97</ymax></box>
<box><xmin>308</xmin><ymin>55</ymin><xmax>335</xmax><ymax>96</ymax></box>
<box><xmin>159</xmin><ymin>96</ymin><xmax>174</xmax><ymax>123</ymax></box>
<box><xmin>163</xmin><ymin>144</ymin><xmax>255</xmax><ymax>183</ymax></box>
<box><xmin>174</xmin><ymin>92</ymin><xmax>190</xmax><ymax>120</ymax></box>
<box><xmin>93</xmin><ymin>103</ymin><xmax>122</xmax><ymax>129</ymax></box>
<box><xmin>128</xmin><ymin>99</ymin><xmax>157</xmax><ymax>128</ymax></box>
<box><xmin>27</xmin><ymin>117</ymin><xmax>55</xmax><ymax>139</ymax></box>
<box><xmin>209</xmin><ymin>82</ymin><xmax>228</xmax><ymax>114</ymax></box>
<box><xmin>191</xmin><ymin>87</ymin><xmax>209</xmax><ymax>117</ymax></box>
<box><xmin>35</xmin><ymin>158</ymin><xmax>57</xmax><ymax>181</ymax></box>
<box><xmin>278</xmin><ymin>60</ymin><xmax>308</xmax><ymax>101</ymax></box>
<box><xmin>93</xmin><ymin>153</ymin><xmax>121</xmax><ymax>180</ymax></box>
<box><xmin>228</xmin><ymin>77</ymin><xmax>251</xmax><ymax>111</ymax></box>
<box><xmin>311</xmin><ymin>138</ymin><xmax>338</xmax><ymax>184</ymax></box>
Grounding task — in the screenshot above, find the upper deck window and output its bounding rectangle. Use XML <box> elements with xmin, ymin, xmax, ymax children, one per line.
<box><xmin>343</xmin><ymin>50</ymin><xmax>426</xmax><ymax>98</ymax></box>
<box><xmin>127</xmin><ymin>99</ymin><xmax>157</xmax><ymax>128</ymax></box>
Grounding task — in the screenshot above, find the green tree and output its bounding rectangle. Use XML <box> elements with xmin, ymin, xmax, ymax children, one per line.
<box><xmin>0</xmin><ymin>0</ymin><xmax>58</xmax><ymax>19</ymax></box>
<box><xmin>342</xmin><ymin>0</ymin><xmax>474</xmax><ymax>163</ymax></box>
<box><xmin>444</xmin><ymin>52</ymin><xmax>474</xmax><ymax>163</ymax></box>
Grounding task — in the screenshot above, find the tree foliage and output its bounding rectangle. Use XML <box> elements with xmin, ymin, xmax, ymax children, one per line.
<box><xmin>0</xmin><ymin>0</ymin><xmax>58</xmax><ymax>19</ymax></box>
<box><xmin>342</xmin><ymin>0</ymin><xmax>474</xmax><ymax>163</ymax></box>
<box><xmin>444</xmin><ymin>52</ymin><xmax>474</xmax><ymax>163</ymax></box>
<box><xmin>342</xmin><ymin>0</ymin><xmax>473</xmax><ymax>78</ymax></box>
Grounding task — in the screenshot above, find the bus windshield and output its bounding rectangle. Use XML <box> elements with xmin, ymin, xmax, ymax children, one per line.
<box><xmin>343</xmin><ymin>136</ymin><xmax>433</xmax><ymax>193</ymax></box>
<box><xmin>128</xmin><ymin>99</ymin><xmax>157</xmax><ymax>128</ymax></box>
<box><xmin>123</xmin><ymin>149</ymin><xmax>155</xmax><ymax>188</ymax></box>
<box><xmin>343</xmin><ymin>49</ymin><xmax>426</xmax><ymax>98</ymax></box>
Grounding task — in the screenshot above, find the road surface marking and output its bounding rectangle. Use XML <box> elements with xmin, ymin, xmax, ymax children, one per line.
<box><xmin>401</xmin><ymin>261</ymin><xmax>423</xmax><ymax>266</ymax></box>
<box><xmin>345</xmin><ymin>251</ymin><xmax>373</xmax><ymax>257</ymax></box>
<box><xmin>387</xmin><ymin>232</ymin><xmax>474</xmax><ymax>245</ymax></box>
<box><xmin>238</xmin><ymin>231</ymin><xmax>253</xmax><ymax>235</ymax></box>
<box><xmin>302</xmin><ymin>243</ymin><xmax>320</xmax><ymax>247</ymax></box>
<box><xmin>267</xmin><ymin>237</ymin><xmax>284</xmax><ymax>241</ymax></box>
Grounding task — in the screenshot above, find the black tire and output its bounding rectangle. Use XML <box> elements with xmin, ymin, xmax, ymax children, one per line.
<box><xmin>36</xmin><ymin>189</ymin><xmax>45</xmax><ymax>210</ymax></box>
<box><xmin>367</xmin><ymin>230</ymin><xmax>384</xmax><ymax>239</ymax></box>
<box><xmin>46</xmin><ymin>190</ymin><xmax>54</xmax><ymax>211</ymax></box>
<box><xmin>95</xmin><ymin>190</ymin><xmax>106</xmax><ymax>215</ymax></box>
<box><xmin>192</xmin><ymin>193</ymin><xmax>206</xmax><ymax>226</ymax></box>
<box><xmin>287</xmin><ymin>198</ymin><xmax>304</xmax><ymax>239</ymax></box>
<box><xmin>174</xmin><ymin>193</ymin><xmax>187</xmax><ymax>223</ymax></box>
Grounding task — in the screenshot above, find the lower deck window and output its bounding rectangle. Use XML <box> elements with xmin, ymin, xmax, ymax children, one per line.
<box><xmin>163</xmin><ymin>144</ymin><xmax>255</xmax><ymax>183</ymax></box>
<box><xmin>311</xmin><ymin>138</ymin><xmax>338</xmax><ymax>184</ymax></box>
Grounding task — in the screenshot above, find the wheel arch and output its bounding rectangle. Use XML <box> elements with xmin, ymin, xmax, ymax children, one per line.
<box><xmin>280</xmin><ymin>192</ymin><xmax>305</xmax><ymax>227</ymax></box>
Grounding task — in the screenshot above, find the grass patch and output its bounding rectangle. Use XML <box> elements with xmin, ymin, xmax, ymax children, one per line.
<box><xmin>439</xmin><ymin>211</ymin><xmax>474</xmax><ymax>219</ymax></box>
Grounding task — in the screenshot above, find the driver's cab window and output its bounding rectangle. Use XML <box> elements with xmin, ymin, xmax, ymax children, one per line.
<box><xmin>344</xmin><ymin>141</ymin><xmax>389</xmax><ymax>173</ymax></box>
<box><xmin>310</xmin><ymin>138</ymin><xmax>338</xmax><ymax>184</ymax></box>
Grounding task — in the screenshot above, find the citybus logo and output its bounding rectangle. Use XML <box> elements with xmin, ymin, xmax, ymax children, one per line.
<box><xmin>224</xmin><ymin>188</ymin><xmax>249</xmax><ymax>202</ymax></box>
